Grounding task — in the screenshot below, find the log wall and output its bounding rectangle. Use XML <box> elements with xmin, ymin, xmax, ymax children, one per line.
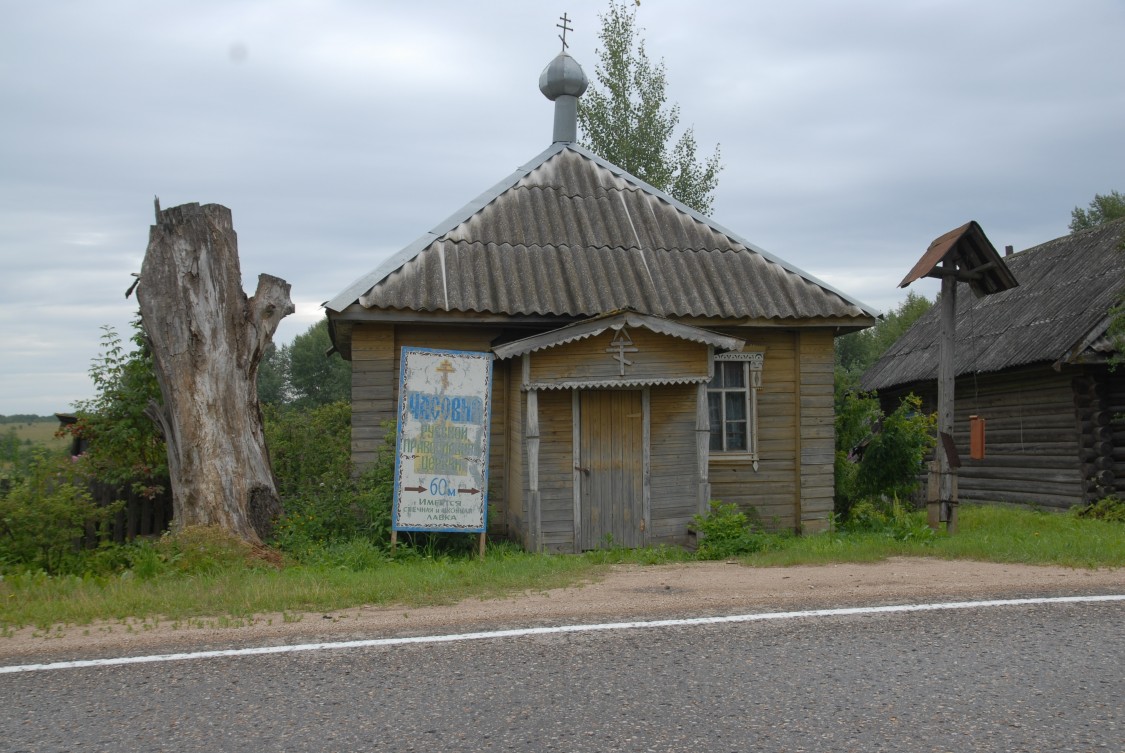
<box><xmin>877</xmin><ymin>365</ymin><xmax>1115</xmax><ymax>510</ymax></box>
<box><xmin>1108</xmin><ymin>371</ymin><xmax>1125</xmax><ymax>498</ymax></box>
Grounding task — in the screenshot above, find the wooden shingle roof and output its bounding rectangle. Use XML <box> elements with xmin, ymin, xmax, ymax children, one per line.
<box><xmin>327</xmin><ymin>143</ymin><xmax>877</xmax><ymax>325</ymax></box>
<box><xmin>861</xmin><ymin>218</ymin><xmax>1125</xmax><ymax>391</ymax></box>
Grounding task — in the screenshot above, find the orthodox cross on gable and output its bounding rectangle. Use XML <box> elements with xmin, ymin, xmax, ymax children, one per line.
<box><xmin>606</xmin><ymin>328</ymin><xmax>638</xmax><ymax>376</ymax></box>
<box><xmin>435</xmin><ymin>358</ymin><xmax>456</xmax><ymax>391</ymax></box>
<box><xmin>557</xmin><ymin>12</ymin><xmax>573</xmax><ymax>51</ymax></box>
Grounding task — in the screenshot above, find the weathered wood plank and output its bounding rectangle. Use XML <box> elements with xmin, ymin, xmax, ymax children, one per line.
<box><xmin>529</xmin><ymin>328</ymin><xmax>710</xmax><ymax>386</ymax></box>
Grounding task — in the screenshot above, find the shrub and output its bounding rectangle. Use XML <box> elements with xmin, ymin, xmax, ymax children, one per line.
<box><xmin>833</xmin><ymin>390</ymin><xmax>880</xmax><ymax>519</ymax></box>
<box><xmin>1073</xmin><ymin>496</ymin><xmax>1125</xmax><ymax>523</ymax></box>
<box><xmin>691</xmin><ymin>500</ymin><xmax>766</xmax><ymax>559</ymax></box>
<box><xmin>835</xmin><ymin>392</ymin><xmax>935</xmax><ymax>522</ymax></box>
<box><xmin>265</xmin><ymin>403</ymin><xmax>393</xmax><ymax>557</ymax></box>
<box><xmin>0</xmin><ymin>453</ymin><xmax>121</xmax><ymax>574</ymax></box>
<box><xmin>839</xmin><ymin>498</ymin><xmax>935</xmax><ymax>542</ymax></box>
<box><xmin>63</xmin><ymin>323</ymin><xmax>167</xmax><ymax>498</ymax></box>
<box><xmin>855</xmin><ymin>394</ymin><xmax>935</xmax><ymax>502</ymax></box>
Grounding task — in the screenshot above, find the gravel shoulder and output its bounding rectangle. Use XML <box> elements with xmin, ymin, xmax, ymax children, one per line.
<box><xmin>3</xmin><ymin>557</ymin><xmax>1122</xmax><ymax>664</ymax></box>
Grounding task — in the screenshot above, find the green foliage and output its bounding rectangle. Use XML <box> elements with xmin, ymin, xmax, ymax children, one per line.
<box><xmin>835</xmin><ymin>393</ymin><xmax>935</xmax><ymax>520</ymax></box>
<box><xmin>287</xmin><ymin>319</ymin><xmax>351</xmax><ymax>408</ymax></box>
<box><xmin>834</xmin><ymin>295</ymin><xmax>935</xmax><ymax>520</ymax></box>
<box><xmin>0</xmin><ymin>415</ymin><xmax>55</xmax><ymax>424</ymax></box>
<box><xmin>690</xmin><ymin>500</ymin><xmax>767</xmax><ymax>559</ymax></box>
<box><xmin>1069</xmin><ymin>190</ymin><xmax>1125</xmax><ymax>232</ymax></box>
<box><xmin>296</xmin><ymin>538</ymin><xmax>390</xmax><ymax>571</ymax></box>
<box><xmin>833</xmin><ymin>389</ymin><xmax>880</xmax><ymax>518</ymax></box>
<box><xmin>0</xmin><ymin>452</ymin><xmax>121</xmax><ymax>574</ymax></box>
<box><xmin>256</xmin><ymin>342</ymin><xmax>288</xmax><ymax>406</ymax></box>
<box><xmin>257</xmin><ymin>318</ymin><xmax>350</xmax><ymax>409</ymax></box>
<box><xmin>265</xmin><ymin>403</ymin><xmax>392</xmax><ymax>557</ymax></box>
<box><xmin>66</xmin><ymin>322</ymin><xmax>166</xmax><ymax>497</ymax></box>
<box><xmin>856</xmin><ymin>394</ymin><xmax>935</xmax><ymax>501</ymax></box>
<box><xmin>839</xmin><ymin>499</ymin><xmax>936</xmax><ymax>543</ymax></box>
<box><xmin>0</xmin><ymin>427</ymin><xmax>28</xmax><ymax>470</ymax></box>
<box><xmin>578</xmin><ymin>0</ymin><xmax>721</xmax><ymax>214</ymax></box>
<box><xmin>1073</xmin><ymin>496</ymin><xmax>1125</xmax><ymax>523</ymax></box>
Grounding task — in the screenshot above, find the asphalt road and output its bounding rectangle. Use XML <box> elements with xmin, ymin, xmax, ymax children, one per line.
<box><xmin>2</xmin><ymin>599</ymin><xmax>1121</xmax><ymax>752</ymax></box>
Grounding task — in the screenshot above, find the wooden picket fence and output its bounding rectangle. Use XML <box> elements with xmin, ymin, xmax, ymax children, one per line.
<box><xmin>82</xmin><ymin>480</ymin><xmax>172</xmax><ymax>547</ymax></box>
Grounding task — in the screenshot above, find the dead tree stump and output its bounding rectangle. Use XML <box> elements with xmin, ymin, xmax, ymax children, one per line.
<box><xmin>137</xmin><ymin>202</ymin><xmax>294</xmax><ymax>544</ymax></box>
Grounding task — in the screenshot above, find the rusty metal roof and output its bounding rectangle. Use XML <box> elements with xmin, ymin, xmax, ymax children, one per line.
<box><xmin>327</xmin><ymin>143</ymin><xmax>878</xmax><ymax>325</ymax></box>
<box><xmin>899</xmin><ymin>220</ymin><xmax>1019</xmax><ymax>297</ymax></box>
<box><xmin>861</xmin><ymin>218</ymin><xmax>1125</xmax><ymax>391</ymax></box>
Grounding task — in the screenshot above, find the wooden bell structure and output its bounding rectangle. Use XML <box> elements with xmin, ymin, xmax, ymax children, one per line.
<box><xmin>899</xmin><ymin>221</ymin><xmax>1017</xmax><ymax>532</ymax></box>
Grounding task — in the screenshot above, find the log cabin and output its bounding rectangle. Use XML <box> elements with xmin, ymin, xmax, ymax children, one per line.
<box><xmin>325</xmin><ymin>49</ymin><xmax>877</xmax><ymax>551</ymax></box>
<box><xmin>861</xmin><ymin>218</ymin><xmax>1125</xmax><ymax>509</ymax></box>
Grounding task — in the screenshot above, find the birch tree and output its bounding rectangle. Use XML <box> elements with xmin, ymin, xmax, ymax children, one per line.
<box><xmin>578</xmin><ymin>0</ymin><xmax>722</xmax><ymax>214</ymax></box>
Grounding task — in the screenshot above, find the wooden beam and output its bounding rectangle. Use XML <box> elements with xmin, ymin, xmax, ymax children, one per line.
<box><xmin>935</xmin><ymin>259</ymin><xmax>959</xmax><ymax>532</ymax></box>
<box><xmin>695</xmin><ymin>382</ymin><xmax>711</xmax><ymax>518</ymax></box>
<box><xmin>527</xmin><ymin>388</ymin><xmax>541</xmax><ymax>552</ymax></box>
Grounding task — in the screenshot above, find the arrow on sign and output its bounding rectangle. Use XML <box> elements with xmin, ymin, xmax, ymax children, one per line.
<box><xmin>458</xmin><ymin>487</ymin><xmax>481</xmax><ymax>495</ymax></box>
<box><xmin>404</xmin><ymin>485</ymin><xmax>426</xmax><ymax>493</ymax></box>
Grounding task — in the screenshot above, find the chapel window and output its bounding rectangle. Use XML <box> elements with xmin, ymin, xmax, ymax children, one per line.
<box><xmin>707</xmin><ymin>352</ymin><xmax>763</xmax><ymax>468</ymax></box>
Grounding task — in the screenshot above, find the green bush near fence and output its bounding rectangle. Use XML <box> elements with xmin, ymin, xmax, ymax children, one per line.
<box><xmin>0</xmin><ymin>452</ymin><xmax>121</xmax><ymax>575</ymax></box>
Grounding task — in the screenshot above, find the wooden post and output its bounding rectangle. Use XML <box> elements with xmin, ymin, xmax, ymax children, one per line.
<box><xmin>527</xmin><ymin>388</ymin><xmax>542</xmax><ymax>552</ymax></box>
<box><xmin>695</xmin><ymin>382</ymin><xmax>711</xmax><ymax>519</ymax></box>
<box><xmin>934</xmin><ymin>261</ymin><xmax>958</xmax><ymax>533</ymax></box>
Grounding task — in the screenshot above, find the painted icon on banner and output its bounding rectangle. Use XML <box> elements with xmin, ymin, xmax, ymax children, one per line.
<box><xmin>393</xmin><ymin>348</ymin><xmax>494</xmax><ymax>532</ymax></box>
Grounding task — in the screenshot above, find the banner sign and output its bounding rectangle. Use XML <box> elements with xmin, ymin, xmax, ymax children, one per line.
<box><xmin>392</xmin><ymin>347</ymin><xmax>494</xmax><ymax>533</ymax></box>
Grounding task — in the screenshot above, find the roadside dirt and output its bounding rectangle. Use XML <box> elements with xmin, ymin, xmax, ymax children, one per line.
<box><xmin>3</xmin><ymin>557</ymin><xmax>1122</xmax><ymax>664</ymax></box>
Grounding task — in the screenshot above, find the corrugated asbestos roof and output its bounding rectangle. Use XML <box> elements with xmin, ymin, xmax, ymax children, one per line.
<box><xmin>327</xmin><ymin>143</ymin><xmax>877</xmax><ymax>322</ymax></box>
<box><xmin>861</xmin><ymin>218</ymin><xmax>1125</xmax><ymax>391</ymax></box>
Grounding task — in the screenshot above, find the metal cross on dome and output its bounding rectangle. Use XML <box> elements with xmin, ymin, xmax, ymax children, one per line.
<box><xmin>557</xmin><ymin>12</ymin><xmax>573</xmax><ymax>51</ymax></box>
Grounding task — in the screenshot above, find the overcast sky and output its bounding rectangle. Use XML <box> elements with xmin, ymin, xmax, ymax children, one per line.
<box><xmin>2</xmin><ymin>1</ymin><xmax>1123</xmax><ymax>415</ymax></box>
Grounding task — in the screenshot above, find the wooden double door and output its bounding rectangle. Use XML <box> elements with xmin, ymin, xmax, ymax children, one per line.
<box><xmin>577</xmin><ymin>390</ymin><xmax>646</xmax><ymax>550</ymax></box>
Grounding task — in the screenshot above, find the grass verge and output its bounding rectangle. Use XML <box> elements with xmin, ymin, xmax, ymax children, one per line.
<box><xmin>0</xmin><ymin>504</ymin><xmax>1120</xmax><ymax>633</ymax></box>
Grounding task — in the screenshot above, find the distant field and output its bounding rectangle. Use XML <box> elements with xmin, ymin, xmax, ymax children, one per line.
<box><xmin>2</xmin><ymin>418</ymin><xmax>69</xmax><ymax>453</ymax></box>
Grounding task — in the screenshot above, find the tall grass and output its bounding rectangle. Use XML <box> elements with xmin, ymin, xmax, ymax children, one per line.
<box><xmin>1</xmin><ymin>505</ymin><xmax>1120</xmax><ymax>632</ymax></box>
<box><xmin>745</xmin><ymin>504</ymin><xmax>1125</xmax><ymax>568</ymax></box>
<box><xmin>0</xmin><ymin>542</ymin><xmax>601</xmax><ymax>631</ymax></box>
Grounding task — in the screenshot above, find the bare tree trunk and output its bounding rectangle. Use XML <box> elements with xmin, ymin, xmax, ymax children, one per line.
<box><xmin>137</xmin><ymin>202</ymin><xmax>294</xmax><ymax>544</ymax></box>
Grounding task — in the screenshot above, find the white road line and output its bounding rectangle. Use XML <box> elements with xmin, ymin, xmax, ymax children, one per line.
<box><xmin>3</xmin><ymin>594</ymin><xmax>1122</xmax><ymax>675</ymax></box>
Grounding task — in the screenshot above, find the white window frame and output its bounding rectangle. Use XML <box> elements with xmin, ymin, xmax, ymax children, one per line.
<box><xmin>708</xmin><ymin>352</ymin><xmax>764</xmax><ymax>470</ymax></box>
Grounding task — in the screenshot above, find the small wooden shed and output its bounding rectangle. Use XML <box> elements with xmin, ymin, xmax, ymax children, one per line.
<box><xmin>862</xmin><ymin>218</ymin><xmax>1125</xmax><ymax>508</ymax></box>
<box><xmin>326</xmin><ymin>50</ymin><xmax>877</xmax><ymax>550</ymax></box>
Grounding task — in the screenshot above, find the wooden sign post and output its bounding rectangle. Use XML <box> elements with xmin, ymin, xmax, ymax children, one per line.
<box><xmin>391</xmin><ymin>348</ymin><xmax>493</xmax><ymax>557</ymax></box>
